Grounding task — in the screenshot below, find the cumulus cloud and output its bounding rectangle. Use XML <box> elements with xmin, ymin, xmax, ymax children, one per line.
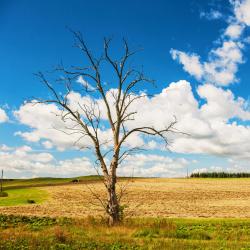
<box><xmin>0</xmin><ymin>108</ymin><xmax>8</xmax><ymax>123</ymax></box>
<box><xmin>234</xmin><ymin>0</ymin><xmax>250</xmax><ymax>26</ymax></box>
<box><xmin>170</xmin><ymin>40</ymin><xmax>244</xmax><ymax>86</ymax></box>
<box><xmin>119</xmin><ymin>80</ymin><xmax>250</xmax><ymax>160</ymax></box>
<box><xmin>197</xmin><ymin>83</ymin><xmax>250</xmax><ymax>122</ymax></box>
<box><xmin>171</xmin><ymin>0</ymin><xmax>249</xmax><ymax>86</ymax></box>
<box><xmin>14</xmin><ymin>98</ymin><xmax>145</xmax><ymax>151</ymax></box>
<box><xmin>13</xmin><ymin>79</ymin><xmax>250</xmax><ymax>161</ymax></box>
<box><xmin>225</xmin><ymin>24</ymin><xmax>244</xmax><ymax>39</ymax></box>
<box><xmin>14</xmin><ymin>102</ymin><xmax>83</xmax><ymax>150</ymax></box>
<box><xmin>0</xmin><ymin>144</ymin><xmax>95</xmax><ymax>178</ymax></box>
<box><xmin>170</xmin><ymin>50</ymin><xmax>203</xmax><ymax>79</ymax></box>
<box><xmin>0</xmin><ymin>142</ymin><xmax>192</xmax><ymax>178</ymax></box>
<box><xmin>119</xmin><ymin>154</ymin><xmax>189</xmax><ymax>177</ymax></box>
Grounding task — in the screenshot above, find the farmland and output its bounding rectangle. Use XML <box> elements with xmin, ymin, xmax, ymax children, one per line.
<box><xmin>1</xmin><ymin>178</ymin><xmax>250</xmax><ymax>218</ymax></box>
<box><xmin>0</xmin><ymin>177</ymin><xmax>250</xmax><ymax>249</ymax></box>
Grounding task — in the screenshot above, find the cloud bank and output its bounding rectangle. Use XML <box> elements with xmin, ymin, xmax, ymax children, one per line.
<box><xmin>14</xmin><ymin>79</ymin><xmax>250</xmax><ymax>161</ymax></box>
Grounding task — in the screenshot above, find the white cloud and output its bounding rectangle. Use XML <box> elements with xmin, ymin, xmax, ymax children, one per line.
<box><xmin>197</xmin><ymin>83</ymin><xmax>250</xmax><ymax>122</ymax></box>
<box><xmin>170</xmin><ymin>50</ymin><xmax>203</xmax><ymax>79</ymax></box>
<box><xmin>225</xmin><ymin>24</ymin><xmax>244</xmax><ymax>39</ymax></box>
<box><xmin>77</xmin><ymin>76</ymin><xmax>95</xmax><ymax>91</ymax></box>
<box><xmin>200</xmin><ymin>10</ymin><xmax>223</xmax><ymax>20</ymax></box>
<box><xmin>118</xmin><ymin>153</ymin><xmax>189</xmax><ymax>177</ymax></box>
<box><xmin>170</xmin><ymin>41</ymin><xmax>244</xmax><ymax>86</ymax></box>
<box><xmin>171</xmin><ymin>0</ymin><xmax>250</xmax><ymax>86</ymax></box>
<box><xmin>0</xmin><ymin>143</ymin><xmax>192</xmax><ymax>178</ymax></box>
<box><xmin>192</xmin><ymin>162</ymin><xmax>250</xmax><ymax>173</ymax></box>
<box><xmin>234</xmin><ymin>0</ymin><xmax>250</xmax><ymax>26</ymax></box>
<box><xmin>14</xmin><ymin>98</ymin><xmax>145</xmax><ymax>152</ymax></box>
<box><xmin>0</xmin><ymin>145</ymin><xmax>95</xmax><ymax>178</ymax></box>
<box><xmin>14</xmin><ymin>102</ymin><xmax>92</xmax><ymax>151</ymax></box>
<box><xmin>42</xmin><ymin>140</ymin><xmax>53</xmax><ymax>149</ymax></box>
<box><xmin>192</xmin><ymin>166</ymin><xmax>224</xmax><ymax>173</ymax></box>
<box><xmin>14</xmin><ymin>79</ymin><xmax>250</xmax><ymax>161</ymax></box>
<box><xmin>0</xmin><ymin>108</ymin><xmax>8</xmax><ymax>123</ymax></box>
<box><xmin>129</xmin><ymin>80</ymin><xmax>250</xmax><ymax>160</ymax></box>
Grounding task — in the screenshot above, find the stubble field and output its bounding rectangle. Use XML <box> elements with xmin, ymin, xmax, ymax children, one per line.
<box><xmin>1</xmin><ymin>178</ymin><xmax>250</xmax><ymax>219</ymax></box>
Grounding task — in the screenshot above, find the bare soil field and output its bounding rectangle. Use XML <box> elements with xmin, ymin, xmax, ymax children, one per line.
<box><xmin>1</xmin><ymin>178</ymin><xmax>250</xmax><ymax>218</ymax></box>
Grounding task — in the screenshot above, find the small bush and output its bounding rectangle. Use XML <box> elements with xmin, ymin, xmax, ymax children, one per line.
<box><xmin>0</xmin><ymin>191</ymin><xmax>8</xmax><ymax>197</ymax></box>
<box><xmin>27</xmin><ymin>199</ymin><xmax>36</xmax><ymax>204</ymax></box>
<box><xmin>54</xmin><ymin>226</ymin><xmax>69</xmax><ymax>243</ymax></box>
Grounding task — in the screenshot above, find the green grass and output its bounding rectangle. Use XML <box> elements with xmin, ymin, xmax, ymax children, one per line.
<box><xmin>0</xmin><ymin>188</ymin><xmax>48</xmax><ymax>206</ymax></box>
<box><xmin>0</xmin><ymin>215</ymin><xmax>250</xmax><ymax>249</ymax></box>
<box><xmin>1</xmin><ymin>175</ymin><xmax>140</xmax><ymax>191</ymax></box>
<box><xmin>2</xmin><ymin>175</ymin><xmax>104</xmax><ymax>190</ymax></box>
<box><xmin>0</xmin><ymin>191</ymin><xmax>8</xmax><ymax>197</ymax></box>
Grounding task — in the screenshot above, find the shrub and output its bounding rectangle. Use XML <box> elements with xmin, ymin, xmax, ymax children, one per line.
<box><xmin>0</xmin><ymin>191</ymin><xmax>8</xmax><ymax>197</ymax></box>
<box><xmin>27</xmin><ymin>199</ymin><xmax>36</xmax><ymax>204</ymax></box>
<box><xmin>54</xmin><ymin>226</ymin><xmax>69</xmax><ymax>243</ymax></box>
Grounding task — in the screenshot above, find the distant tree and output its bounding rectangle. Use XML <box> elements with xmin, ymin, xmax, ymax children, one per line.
<box><xmin>35</xmin><ymin>31</ymin><xmax>178</xmax><ymax>225</ymax></box>
<box><xmin>190</xmin><ymin>172</ymin><xmax>250</xmax><ymax>178</ymax></box>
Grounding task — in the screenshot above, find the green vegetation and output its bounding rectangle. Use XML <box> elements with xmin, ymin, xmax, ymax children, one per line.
<box><xmin>190</xmin><ymin>172</ymin><xmax>250</xmax><ymax>178</ymax></box>
<box><xmin>2</xmin><ymin>175</ymin><xmax>102</xmax><ymax>190</ymax></box>
<box><xmin>0</xmin><ymin>215</ymin><xmax>250</xmax><ymax>249</ymax></box>
<box><xmin>0</xmin><ymin>188</ymin><xmax>48</xmax><ymax>206</ymax></box>
<box><xmin>2</xmin><ymin>175</ymin><xmax>141</xmax><ymax>190</ymax></box>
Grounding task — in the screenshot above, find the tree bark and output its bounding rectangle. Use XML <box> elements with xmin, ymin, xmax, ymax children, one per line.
<box><xmin>107</xmin><ymin>178</ymin><xmax>120</xmax><ymax>226</ymax></box>
<box><xmin>107</xmin><ymin>158</ymin><xmax>120</xmax><ymax>226</ymax></box>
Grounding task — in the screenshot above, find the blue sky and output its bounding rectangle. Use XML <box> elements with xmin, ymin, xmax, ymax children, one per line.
<box><xmin>1</xmin><ymin>0</ymin><xmax>250</xmax><ymax>178</ymax></box>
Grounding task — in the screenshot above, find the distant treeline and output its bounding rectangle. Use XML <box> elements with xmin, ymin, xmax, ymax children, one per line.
<box><xmin>190</xmin><ymin>172</ymin><xmax>250</xmax><ymax>178</ymax></box>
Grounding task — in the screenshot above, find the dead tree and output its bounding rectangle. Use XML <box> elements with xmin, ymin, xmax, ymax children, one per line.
<box><xmin>35</xmin><ymin>32</ymin><xmax>178</xmax><ymax>225</ymax></box>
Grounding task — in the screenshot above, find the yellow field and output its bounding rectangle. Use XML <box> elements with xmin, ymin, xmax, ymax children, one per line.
<box><xmin>1</xmin><ymin>178</ymin><xmax>250</xmax><ymax>218</ymax></box>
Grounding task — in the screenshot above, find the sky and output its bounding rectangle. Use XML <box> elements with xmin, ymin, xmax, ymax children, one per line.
<box><xmin>1</xmin><ymin>0</ymin><xmax>250</xmax><ymax>178</ymax></box>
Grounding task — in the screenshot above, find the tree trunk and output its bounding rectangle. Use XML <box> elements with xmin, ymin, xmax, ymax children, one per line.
<box><xmin>107</xmin><ymin>184</ymin><xmax>120</xmax><ymax>226</ymax></box>
<box><xmin>107</xmin><ymin>178</ymin><xmax>120</xmax><ymax>226</ymax></box>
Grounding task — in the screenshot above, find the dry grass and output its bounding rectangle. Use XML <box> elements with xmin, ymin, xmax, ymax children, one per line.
<box><xmin>0</xmin><ymin>178</ymin><xmax>250</xmax><ymax>218</ymax></box>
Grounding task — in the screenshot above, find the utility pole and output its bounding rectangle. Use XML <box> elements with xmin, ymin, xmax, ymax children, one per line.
<box><xmin>186</xmin><ymin>166</ymin><xmax>189</xmax><ymax>178</ymax></box>
<box><xmin>0</xmin><ymin>169</ymin><xmax>3</xmax><ymax>192</ymax></box>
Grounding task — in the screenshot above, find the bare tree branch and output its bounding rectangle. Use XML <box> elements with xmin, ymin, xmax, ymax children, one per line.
<box><xmin>34</xmin><ymin>32</ymin><xmax>181</xmax><ymax>225</ymax></box>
